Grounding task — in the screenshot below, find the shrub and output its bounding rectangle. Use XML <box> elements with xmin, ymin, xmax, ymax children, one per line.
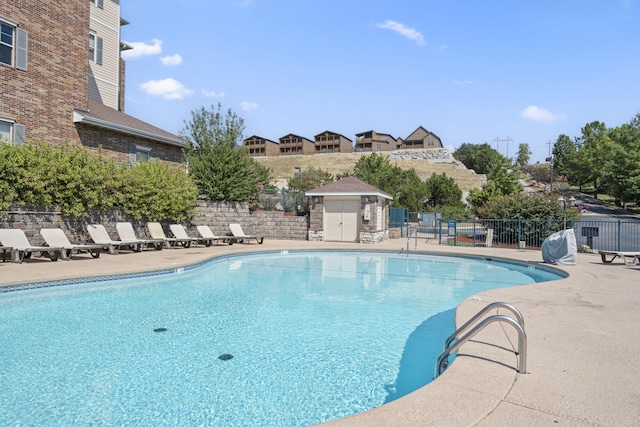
<box><xmin>0</xmin><ymin>141</ymin><xmax>197</xmax><ymax>220</ymax></box>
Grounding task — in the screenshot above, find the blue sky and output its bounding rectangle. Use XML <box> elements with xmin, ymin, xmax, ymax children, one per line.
<box><xmin>120</xmin><ymin>0</ymin><xmax>639</xmax><ymax>163</ymax></box>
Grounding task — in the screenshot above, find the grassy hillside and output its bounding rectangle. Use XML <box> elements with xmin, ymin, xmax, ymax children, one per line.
<box><xmin>256</xmin><ymin>152</ymin><xmax>485</xmax><ymax>192</ymax></box>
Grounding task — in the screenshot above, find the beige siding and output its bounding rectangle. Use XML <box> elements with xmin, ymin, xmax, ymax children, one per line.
<box><xmin>89</xmin><ymin>0</ymin><xmax>120</xmax><ymax>109</ymax></box>
<box><xmin>323</xmin><ymin>198</ymin><xmax>359</xmax><ymax>242</ymax></box>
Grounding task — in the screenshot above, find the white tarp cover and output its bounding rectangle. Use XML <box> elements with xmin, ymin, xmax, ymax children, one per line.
<box><xmin>541</xmin><ymin>228</ymin><xmax>577</xmax><ymax>265</ymax></box>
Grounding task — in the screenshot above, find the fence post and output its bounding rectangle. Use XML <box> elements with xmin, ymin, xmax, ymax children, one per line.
<box><xmin>617</xmin><ymin>219</ymin><xmax>622</xmax><ymax>252</ymax></box>
<box><xmin>473</xmin><ymin>221</ymin><xmax>476</xmax><ymax>246</ymax></box>
<box><xmin>518</xmin><ymin>218</ymin><xmax>521</xmax><ymax>245</ymax></box>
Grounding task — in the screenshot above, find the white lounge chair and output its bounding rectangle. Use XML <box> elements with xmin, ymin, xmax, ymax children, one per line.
<box><xmin>41</xmin><ymin>228</ymin><xmax>102</xmax><ymax>260</ymax></box>
<box><xmin>196</xmin><ymin>225</ymin><xmax>232</xmax><ymax>246</ymax></box>
<box><xmin>0</xmin><ymin>229</ymin><xmax>63</xmax><ymax>263</ymax></box>
<box><xmin>169</xmin><ymin>224</ymin><xmax>206</xmax><ymax>246</ymax></box>
<box><xmin>229</xmin><ymin>223</ymin><xmax>264</xmax><ymax>244</ymax></box>
<box><xmin>599</xmin><ymin>250</ymin><xmax>640</xmax><ymax>265</ymax></box>
<box><xmin>116</xmin><ymin>222</ymin><xmax>164</xmax><ymax>251</ymax></box>
<box><xmin>147</xmin><ymin>222</ymin><xmax>193</xmax><ymax>248</ymax></box>
<box><xmin>87</xmin><ymin>224</ymin><xmax>138</xmax><ymax>254</ymax></box>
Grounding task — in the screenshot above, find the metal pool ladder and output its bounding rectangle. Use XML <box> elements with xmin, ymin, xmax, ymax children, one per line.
<box><xmin>434</xmin><ymin>302</ymin><xmax>527</xmax><ymax>378</ymax></box>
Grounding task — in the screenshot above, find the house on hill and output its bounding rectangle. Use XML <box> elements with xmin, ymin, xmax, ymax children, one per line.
<box><xmin>279</xmin><ymin>133</ymin><xmax>315</xmax><ymax>156</ymax></box>
<box><xmin>244</xmin><ymin>135</ymin><xmax>279</xmax><ymax>157</ymax></box>
<box><xmin>354</xmin><ymin>130</ymin><xmax>398</xmax><ymax>152</ymax></box>
<box><xmin>400</xmin><ymin>126</ymin><xmax>443</xmax><ymax>149</ymax></box>
<box><xmin>1</xmin><ymin>0</ymin><xmax>184</xmax><ymax>164</ymax></box>
<box><xmin>306</xmin><ymin>176</ymin><xmax>393</xmax><ymax>243</ymax></box>
<box><xmin>314</xmin><ymin>130</ymin><xmax>353</xmax><ymax>154</ymax></box>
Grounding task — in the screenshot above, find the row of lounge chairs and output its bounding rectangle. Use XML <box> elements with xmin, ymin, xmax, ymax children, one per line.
<box><xmin>0</xmin><ymin>222</ymin><xmax>264</xmax><ymax>263</ymax></box>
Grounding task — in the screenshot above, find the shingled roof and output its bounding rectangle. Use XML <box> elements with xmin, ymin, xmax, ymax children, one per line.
<box><xmin>73</xmin><ymin>99</ymin><xmax>185</xmax><ymax>147</ymax></box>
<box><xmin>305</xmin><ymin>176</ymin><xmax>392</xmax><ymax>199</ymax></box>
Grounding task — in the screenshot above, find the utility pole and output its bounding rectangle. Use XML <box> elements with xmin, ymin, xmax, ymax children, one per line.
<box><xmin>545</xmin><ymin>140</ymin><xmax>553</xmax><ymax>193</ymax></box>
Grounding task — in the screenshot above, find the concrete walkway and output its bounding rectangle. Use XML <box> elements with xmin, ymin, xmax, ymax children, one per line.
<box><xmin>1</xmin><ymin>239</ymin><xmax>639</xmax><ymax>426</ymax></box>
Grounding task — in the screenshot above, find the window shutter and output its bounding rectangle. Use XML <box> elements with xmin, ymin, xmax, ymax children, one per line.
<box><xmin>13</xmin><ymin>123</ymin><xmax>26</xmax><ymax>145</ymax></box>
<box><xmin>97</xmin><ymin>0</ymin><xmax>104</xmax><ymax>8</ymax></box>
<box><xmin>96</xmin><ymin>36</ymin><xmax>103</xmax><ymax>65</ymax></box>
<box><xmin>129</xmin><ymin>146</ymin><xmax>137</xmax><ymax>165</ymax></box>
<box><xmin>16</xmin><ymin>28</ymin><xmax>27</xmax><ymax>71</ymax></box>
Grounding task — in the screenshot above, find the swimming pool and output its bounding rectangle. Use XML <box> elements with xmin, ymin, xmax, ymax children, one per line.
<box><xmin>0</xmin><ymin>251</ymin><xmax>563</xmax><ymax>426</ymax></box>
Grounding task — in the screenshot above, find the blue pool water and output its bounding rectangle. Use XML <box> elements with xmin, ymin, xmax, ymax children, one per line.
<box><xmin>0</xmin><ymin>251</ymin><xmax>563</xmax><ymax>426</ymax></box>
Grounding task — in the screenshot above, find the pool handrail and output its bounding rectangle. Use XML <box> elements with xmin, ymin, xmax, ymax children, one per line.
<box><xmin>443</xmin><ymin>302</ymin><xmax>525</xmax><ymax>350</ymax></box>
<box><xmin>435</xmin><ymin>314</ymin><xmax>527</xmax><ymax>378</ymax></box>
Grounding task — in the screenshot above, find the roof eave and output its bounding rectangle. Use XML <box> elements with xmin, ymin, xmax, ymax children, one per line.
<box><xmin>305</xmin><ymin>191</ymin><xmax>393</xmax><ymax>200</ymax></box>
<box><xmin>73</xmin><ymin>110</ymin><xmax>185</xmax><ymax>148</ymax></box>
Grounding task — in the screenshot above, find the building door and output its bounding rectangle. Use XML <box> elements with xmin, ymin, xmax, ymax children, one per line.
<box><xmin>323</xmin><ymin>198</ymin><xmax>359</xmax><ymax>242</ymax></box>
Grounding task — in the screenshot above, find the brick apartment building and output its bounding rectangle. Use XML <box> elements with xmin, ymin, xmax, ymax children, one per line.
<box><xmin>0</xmin><ymin>0</ymin><xmax>184</xmax><ymax>164</ymax></box>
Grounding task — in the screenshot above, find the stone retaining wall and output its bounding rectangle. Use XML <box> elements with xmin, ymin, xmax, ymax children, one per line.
<box><xmin>0</xmin><ymin>202</ymin><xmax>309</xmax><ymax>246</ymax></box>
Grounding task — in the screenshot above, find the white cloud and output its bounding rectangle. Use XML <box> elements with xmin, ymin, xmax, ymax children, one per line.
<box><xmin>521</xmin><ymin>105</ymin><xmax>564</xmax><ymax>122</ymax></box>
<box><xmin>452</xmin><ymin>79</ymin><xmax>474</xmax><ymax>86</ymax></box>
<box><xmin>139</xmin><ymin>78</ymin><xmax>194</xmax><ymax>100</ymax></box>
<box><xmin>374</xmin><ymin>20</ymin><xmax>425</xmax><ymax>45</ymax></box>
<box><xmin>121</xmin><ymin>39</ymin><xmax>163</xmax><ymax>60</ymax></box>
<box><xmin>202</xmin><ymin>89</ymin><xmax>225</xmax><ymax>98</ymax></box>
<box><xmin>160</xmin><ymin>54</ymin><xmax>183</xmax><ymax>66</ymax></box>
<box><xmin>241</xmin><ymin>101</ymin><xmax>259</xmax><ymax>111</ymax></box>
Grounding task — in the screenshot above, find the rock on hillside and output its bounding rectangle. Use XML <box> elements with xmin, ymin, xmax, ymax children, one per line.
<box><xmin>256</xmin><ymin>149</ymin><xmax>486</xmax><ymax>193</ymax></box>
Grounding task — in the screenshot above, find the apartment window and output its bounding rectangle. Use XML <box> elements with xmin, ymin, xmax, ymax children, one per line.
<box><xmin>0</xmin><ymin>22</ymin><xmax>13</xmax><ymax>66</ymax></box>
<box><xmin>90</xmin><ymin>0</ymin><xmax>104</xmax><ymax>9</ymax></box>
<box><xmin>0</xmin><ymin>119</ymin><xmax>26</xmax><ymax>144</ymax></box>
<box><xmin>376</xmin><ymin>144</ymin><xmax>382</xmax><ymax>150</ymax></box>
<box><xmin>89</xmin><ymin>32</ymin><xmax>103</xmax><ymax>65</ymax></box>
<box><xmin>428</xmin><ymin>139</ymin><xmax>435</xmax><ymax>146</ymax></box>
<box><xmin>129</xmin><ymin>145</ymin><xmax>155</xmax><ymax>164</ymax></box>
<box><xmin>0</xmin><ymin>121</ymin><xmax>10</xmax><ymax>141</ymax></box>
<box><xmin>0</xmin><ymin>17</ymin><xmax>27</xmax><ymax>70</ymax></box>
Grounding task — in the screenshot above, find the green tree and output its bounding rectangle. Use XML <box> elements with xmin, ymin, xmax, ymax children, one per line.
<box><xmin>452</xmin><ymin>143</ymin><xmax>503</xmax><ymax>174</ymax></box>
<box><xmin>352</xmin><ymin>153</ymin><xmax>430</xmax><ymax>211</ymax></box>
<box><xmin>425</xmin><ymin>173</ymin><xmax>462</xmax><ymax>208</ymax></box>
<box><xmin>181</xmin><ymin>103</ymin><xmax>245</xmax><ymax>149</ymax></box>
<box><xmin>488</xmin><ymin>157</ymin><xmax>523</xmax><ymax>195</ymax></box>
<box><xmin>287</xmin><ymin>167</ymin><xmax>334</xmax><ymax>193</ymax></box>
<box><xmin>570</xmin><ymin>121</ymin><xmax>612</xmax><ymax>198</ymax></box>
<box><xmin>468</xmin><ymin>157</ymin><xmax>523</xmax><ymax>210</ymax></box>
<box><xmin>601</xmin><ymin>114</ymin><xmax>640</xmax><ymax>207</ymax></box>
<box><xmin>424</xmin><ymin>173</ymin><xmax>466</xmax><ymax>218</ymax></box>
<box><xmin>552</xmin><ymin>134</ymin><xmax>577</xmax><ymax>180</ymax></box>
<box><xmin>182</xmin><ymin>104</ymin><xmax>272</xmax><ymax>202</ymax></box>
<box><xmin>352</xmin><ymin>153</ymin><xmax>402</xmax><ymax>195</ymax></box>
<box><xmin>395</xmin><ymin>169</ymin><xmax>430</xmax><ymax>212</ymax></box>
<box><xmin>515</xmin><ymin>143</ymin><xmax>531</xmax><ymax>166</ymax></box>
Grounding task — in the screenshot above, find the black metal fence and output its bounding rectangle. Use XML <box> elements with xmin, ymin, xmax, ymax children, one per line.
<box><xmin>255</xmin><ymin>189</ymin><xmax>309</xmax><ymax>215</ymax></box>
<box><xmin>257</xmin><ymin>189</ymin><xmax>308</xmax><ymax>213</ymax></box>
<box><xmin>388</xmin><ymin>209</ymin><xmax>640</xmax><ymax>252</ymax></box>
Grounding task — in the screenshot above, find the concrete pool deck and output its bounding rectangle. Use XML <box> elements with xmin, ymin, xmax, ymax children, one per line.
<box><xmin>1</xmin><ymin>238</ymin><xmax>638</xmax><ymax>426</ymax></box>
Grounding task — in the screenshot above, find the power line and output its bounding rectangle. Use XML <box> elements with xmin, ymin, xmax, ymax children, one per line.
<box><xmin>493</xmin><ymin>136</ymin><xmax>513</xmax><ymax>159</ymax></box>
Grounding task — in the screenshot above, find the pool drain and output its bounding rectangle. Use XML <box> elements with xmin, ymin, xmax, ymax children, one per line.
<box><xmin>218</xmin><ymin>353</ymin><xmax>234</xmax><ymax>361</ymax></box>
<box><xmin>153</xmin><ymin>327</ymin><xmax>167</xmax><ymax>332</ymax></box>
